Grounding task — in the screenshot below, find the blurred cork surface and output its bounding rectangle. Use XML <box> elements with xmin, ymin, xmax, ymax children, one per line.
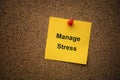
<box><xmin>0</xmin><ymin>0</ymin><xmax>120</xmax><ymax>80</ymax></box>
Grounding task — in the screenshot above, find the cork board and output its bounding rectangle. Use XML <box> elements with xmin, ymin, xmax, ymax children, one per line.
<box><xmin>0</xmin><ymin>0</ymin><xmax>120</xmax><ymax>80</ymax></box>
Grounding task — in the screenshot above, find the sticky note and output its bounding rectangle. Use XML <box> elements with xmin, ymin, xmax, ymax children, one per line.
<box><xmin>45</xmin><ymin>17</ymin><xmax>92</xmax><ymax>64</ymax></box>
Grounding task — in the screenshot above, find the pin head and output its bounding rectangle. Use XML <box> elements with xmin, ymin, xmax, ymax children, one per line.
<box><xmin>67</xmin><ymin>19</ymin><xmax>73</xmax><ymax>26</ymax></box>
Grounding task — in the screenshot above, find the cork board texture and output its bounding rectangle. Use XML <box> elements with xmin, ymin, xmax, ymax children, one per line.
<box><xmin>0</xmin><ymin>0</ymin><xmax>120</xmax><ymax>80</ymax></box>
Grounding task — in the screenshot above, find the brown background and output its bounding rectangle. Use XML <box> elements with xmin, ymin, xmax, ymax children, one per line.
<box><xmin>0</xmin><ymin>0</ymin><xmax>120</xmax><ymax>80</ymax></box>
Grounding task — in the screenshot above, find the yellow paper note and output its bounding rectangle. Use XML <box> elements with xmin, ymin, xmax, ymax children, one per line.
<box><xmin>45</xmin><ymin>17</ymin><xmax>92</xmax><ymax>64</ymax></box>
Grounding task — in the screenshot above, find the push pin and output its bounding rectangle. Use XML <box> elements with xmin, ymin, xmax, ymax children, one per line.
<box><xmin>67</xmin><ymin>19</ymin><xmax>73</xmax><ymax>26</ymax></box>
